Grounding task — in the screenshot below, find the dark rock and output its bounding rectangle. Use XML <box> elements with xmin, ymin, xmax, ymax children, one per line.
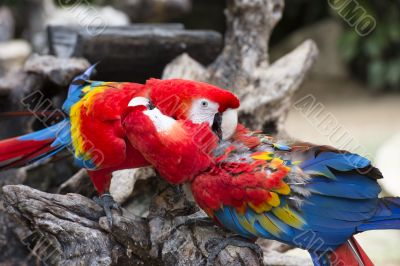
<box><xmin>24</xmin><ymin>156</ymin><xmax>80</xmax><ymax>194</ymax></box>
<box><xmin>24</xmin><ymin>54</ymin><xmax>90</xmax><ymax>87</ymax></box>
<box><xmin>0</xmin><ymin>72</ymin><xmax>45</xmax><ymax>139</ymax></box>
<box><xmin>0</xmin><ymin>71</ymin><xmax>43</xmax><ymax>100</ymax></box>
<box><xmin>47</xmin><ymin>24</ymin><xmax>222</xmax><ymax>81</ymax></box>
<box><xmin>58</xmin><ymin>169</ymin><xmax>96</xmax><ymax>198</ymax></box>
<box><xmin>0</xmin><ymin>55</ymin><xmax>89</xmax><ymax>139</ymax></box>
<box><xmin>0</xmin><ymin>169</ymin><xmax>27</xmax><ymax>188</ymax></box>
<box><xmin>47</xmin><ymin>24</ymin><xmax>184</xmax><ymax>58</ymax></box>
<box><xmin>114</xmin><ymin>0</ymin><xmax>192</xmax><ymax>22</ymax></box>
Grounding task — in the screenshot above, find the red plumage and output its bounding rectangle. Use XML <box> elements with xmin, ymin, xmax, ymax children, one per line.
<box><xmin>123</xmin><ymin>105</ymin><xmax>218</xmax><ymax>184</ymax></box>
<box><xmin>76</xmin><ymin>79</ymin><xmax>239</xmax><ymax>194</ymax></box>
<box><xmin>0</xmin><ymin>137</ymin><xmax>55</xmax><ymax>169</ymax></box>
<box><xmin>0</xmin><ymin>78</ymin><xmax>239</xmax><ymax>196</ymax></box>
<box><xmin>330</xmin><ymin>237</ymin><xmax>374</xmax><ymax>266</ymax></box>
<box><xmin>192</xmin><ymin>165</ymin><xmax>280</xmax><ymax>212</ymax></box>
<box><xmin>148</xmin><ymin>79</ymin><xmax>240</xmax><ymax>118</ymax></box>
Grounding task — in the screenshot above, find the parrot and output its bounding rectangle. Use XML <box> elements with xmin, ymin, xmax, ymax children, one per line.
<box><xmin>0</xmin><ymin>66</ymin><xmax>240</xmax><ymax>224</ymax></box>
<box><xmin>123</xmin><ymin>96</ymin><xmax>400</xmax><ymax>266</ymax></box>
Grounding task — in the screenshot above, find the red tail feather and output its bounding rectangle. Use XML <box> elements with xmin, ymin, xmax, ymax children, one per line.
<box><xmin>0</xmin><ymin>137</ymin><xmax>55</xmax><ymax>170</ymax></box>
<box><xmin>330</xmin><ymin>237</ymin><xmax>374</xmax><ymax>266</ymax></box>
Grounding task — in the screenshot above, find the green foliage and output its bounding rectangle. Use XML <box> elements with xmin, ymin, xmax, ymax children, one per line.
<box><xmin>338</xmin><ymin>0</ymin><xmax>400</xmax><ymax>91</ymax></box>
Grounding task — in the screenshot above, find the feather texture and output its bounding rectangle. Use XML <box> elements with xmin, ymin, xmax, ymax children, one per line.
<box><xmin>189</xmin><ymin>129</ymin><xmax>396</xmax><ymax>257</ymax></box>
<box><xmin>0</xmin><ymin>120</ymin><xmax>69</xmax><ymax>169</ymax></box>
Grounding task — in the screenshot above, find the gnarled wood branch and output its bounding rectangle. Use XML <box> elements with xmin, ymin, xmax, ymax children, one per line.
<box><xmin>3</xmin><ymin>184</ymin><xmax>265</xmax><ymax>266</ymax></box>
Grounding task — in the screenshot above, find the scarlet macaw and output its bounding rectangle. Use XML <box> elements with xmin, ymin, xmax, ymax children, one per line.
<box><xmin>123</xmin><ymin>97</ymin><xmax>400</xmax><ymax>266</ymax></box>
<box><xmin>0</xmin><ymin>66</ymin><xmax>240</xmax><ymax>223</ymax></box>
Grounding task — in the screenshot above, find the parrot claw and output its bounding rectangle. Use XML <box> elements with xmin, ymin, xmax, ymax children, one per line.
<box><xmin>205</xmin><ymin>236</ymin><xmax>264</xmax><ymax>266</ymax></box>
<box><xmin>93</xmin><ymin>193</ymin><xmax>122</xmax><ymax>227</ymax></box>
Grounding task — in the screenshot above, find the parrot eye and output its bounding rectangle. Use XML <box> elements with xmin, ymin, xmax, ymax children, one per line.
<box><xmin>200</xmin><ymin>100</ymin><xmax>209</xmax><ymax>108</ymax></box>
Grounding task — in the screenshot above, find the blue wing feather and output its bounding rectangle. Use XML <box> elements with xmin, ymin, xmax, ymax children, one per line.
<box><xmin>301</xmin><ymin>203</ymin><xmax>376</xmax><ymax>222</ymax></box>
<box><xmin>300</xmin><ymin>151</ymin><xmax>370</xmax><ymax>179</ymax></box>
<box><xmin>303</xmin><ymin>195</ymin><xmax>378</xmax><ymax>213</ymax></box>
<box><xmin>307</xmin><ymin>174</ymin><xmax>381</xmax><ymax>199</ymax></box>
<box><xmin>207</xmin><ymin>147</ymin><xmax>394</xmax><ymax>255</ymax></box>
<box><xmin>357</xmin><ymin>197</ymin><xmax>400</xmax><ymax>232</ymax></box>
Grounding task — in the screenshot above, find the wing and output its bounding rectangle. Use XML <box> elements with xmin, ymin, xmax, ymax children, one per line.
<box><xmin>67</xmin><ymin>81</ymin><xmax>148</xmax><ymax>169</ymax></box>
<box><xmin>191</xmin><ymin>159</ymin><xmax>311</xmax><ymax>247</ymax></box>
<box><xmin>194</xmin><ymin>135</ymin><xmax>383</xmax><ymax>251</ymax></box>
<box><xmin>192</xmin><ymin>146</ymin><xmax>300</xmax><ymax>241</ymax></box>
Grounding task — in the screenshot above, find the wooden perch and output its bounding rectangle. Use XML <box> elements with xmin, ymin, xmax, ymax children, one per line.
<box><xmin>3</xmin><ymin>184</ymin><xmax>264</xmax><ymax>266</ymax></box>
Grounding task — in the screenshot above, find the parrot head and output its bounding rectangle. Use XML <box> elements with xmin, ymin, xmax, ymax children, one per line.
<box><xmin>146</xmin><ymin>79</ymin><xmax>240</xmax><ymax>140</ymax></box>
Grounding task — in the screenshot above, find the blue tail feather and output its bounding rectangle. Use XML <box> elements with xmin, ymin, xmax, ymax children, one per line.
<box><xmin>358</xmin><ymin>197</ymin><xmax>400</xmax><ymax>232</ymax></box>
<box><xmin>22</xmin><ymin>120</ymin><xmax>71</xmax><ymax>165</ymax></box>
<box><xmin>0</xmin><ymin>120</ymin><xmax>70</xmax><ymax>170</ymax></box>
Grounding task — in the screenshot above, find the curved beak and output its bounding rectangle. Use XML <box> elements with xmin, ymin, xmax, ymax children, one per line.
<box><xmin>212</xmin><ymin>108</ymin><xmax>238</xmax><ymax>140</ymax></box>
<box><xmin>221</xmin><ymin>108</ymin><xmax>238</xmax><ymax>140</ymax></box>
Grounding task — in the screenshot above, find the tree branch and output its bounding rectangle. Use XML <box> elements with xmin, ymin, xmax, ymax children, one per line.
<box><xmin>3</xmin><ymin>184</ymin><xmax>266</xmax><ymax>265</ymax></box>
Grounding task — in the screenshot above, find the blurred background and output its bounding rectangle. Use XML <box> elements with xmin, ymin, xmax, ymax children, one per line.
<box><xmin>0</xmin><ymin>0</ymin><xmax>399</xmax><ymax>265</ymax></box>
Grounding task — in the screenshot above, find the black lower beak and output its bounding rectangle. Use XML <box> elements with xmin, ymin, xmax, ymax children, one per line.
<box><xmin>212</xmin><ymin>112</ymin><xmax>223</xmax><ymax>140</ymax></box>
<box><xmin>147</xmin><ymin>100</ymin><xmax>155</xmax><ymax>110</ymax></box>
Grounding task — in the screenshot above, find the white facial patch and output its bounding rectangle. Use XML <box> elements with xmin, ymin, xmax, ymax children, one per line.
<box><xmin>189</xmin><ymin>98</ymin><xmax>219</xmax><ymax>126</ymax></box>
<box><xmin>143</xmin><ymin>108</ymin><xmax>177</xmax><ymax>133</ymax></box>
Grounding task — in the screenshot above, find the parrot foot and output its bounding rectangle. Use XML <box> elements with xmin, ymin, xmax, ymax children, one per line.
<box><xmin>93</xmin><ymin>193</ymin><xmax>122</xmax><ymax>227</ymax></box>
<box><xmin>205</xmin><ymin>236</ymin><xmax>264</xmax><ymax>266</ymax></box>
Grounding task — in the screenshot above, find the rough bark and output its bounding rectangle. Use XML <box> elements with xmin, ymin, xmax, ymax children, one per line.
<box><xmin>3</xmin><ymin>184</ymin><xmax>263</xmax><ymax>266</ymax></box>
